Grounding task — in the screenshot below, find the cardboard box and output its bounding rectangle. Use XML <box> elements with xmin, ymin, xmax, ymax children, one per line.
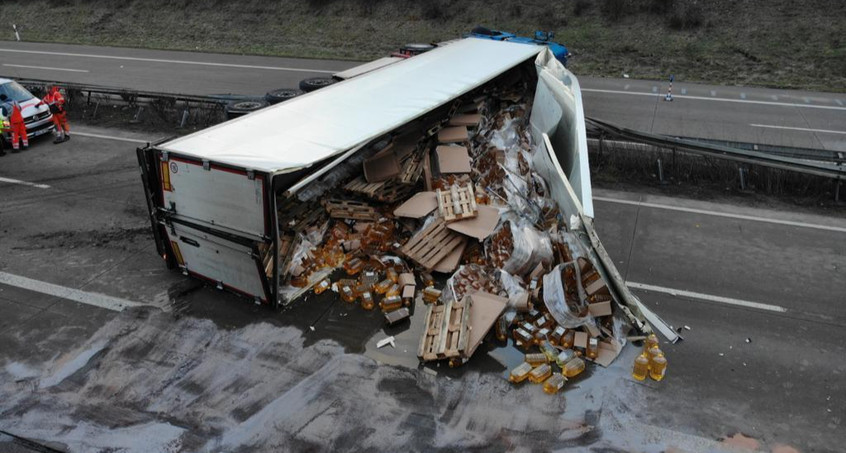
<box><xmin>384</xmin><ymin>307</ymin><xmax>410</xmax><ymax>325</ymax></box>
<box><xmin>446</xmin><ymin>205</ymin><xmax>500</xmax><ymax>240</ymax></box>
<box><xmin>594</xmin><ymin>339</ymin><xmax>623</xmax><ymax>367</ymax></box>
<box><xmin>585</xmin><ymin>322</ymin><xmax>601</xmax><ymax>338</ymax></box>
<box><xmin>584</xmin><ymin>278</ymin><xmax>608</xmax><ymax>297</ymax></box>
<box><xmin>393</xmin><ymin>192</ymin><xmax>438</xmax><ymax>218</ymax></box>
<box><xmin>574</xmin><ymin>331</ymin><xmax>588</xmax><ymax>349</ymax></box>
<box><xmin>438</xmin><ymin>126</ymin><xmax>469</xmax><ymax>144</ymax></box>
<box><xmin>449</xmin><ymin>113</ymin><xmax>482</xmax><ymax>127</ymax></box>
<box><xmin>435</xmin><ymin>145</ymin><xmax>471</xmax><ymax>174</ymax></box>
<box><xmin>588</xmin><ymin>300</ymin><xmax>612</xmax><ymax>317</ymax></box>
<box><xmin>399</xmin><ymin>272</ymin><xmax>416</xmax><ymax>299</ymax></box>
<box><xmin>463</xmin><ymin>292</ymin><xmax>508</xmax><ymax>357</ymax></box>
<box><xmin>363</xmin><ymin>150</ymin><xmax>400</xmax><ymax>183</ymax></box>
<box><xmin>431</xmin><ymin>238</ymin><xmax>467</xmax><ymax>273</ymax></box>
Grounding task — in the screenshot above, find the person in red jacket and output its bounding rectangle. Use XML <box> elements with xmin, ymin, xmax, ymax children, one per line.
<box><xmin>9</xmin><ymin>101</ymin><xmax>28</xmax><ymax>151</ymax></box>
<box><xmin>42</xmin><ymin>86</ymin><xmax>70</xmax><ymax>143</ymax></box>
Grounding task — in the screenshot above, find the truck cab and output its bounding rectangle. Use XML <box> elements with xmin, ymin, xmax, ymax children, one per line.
<box><xmin>467</xmin><ymin>26</ymin><xmax>571</xmax><ymax>66</ymax></box>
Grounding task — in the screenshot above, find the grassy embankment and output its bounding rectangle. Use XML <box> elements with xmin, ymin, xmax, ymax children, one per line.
<box><xmin>0</xmin><ymin>0</ymin><xmax>843</xmax><ymax>92</ymax></box>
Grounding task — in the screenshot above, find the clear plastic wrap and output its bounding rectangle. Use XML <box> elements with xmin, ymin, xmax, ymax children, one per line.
<box><xmin>542</xmin><ymin>262</ymin><xmax>593</xmax><ymax>328</ymax></box>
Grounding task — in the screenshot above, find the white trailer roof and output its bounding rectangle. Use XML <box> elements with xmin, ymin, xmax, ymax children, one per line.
<box><xmin>159</xmin><ymin>38</ymin><xmax>542</xmax><ymax>173</ymax></box>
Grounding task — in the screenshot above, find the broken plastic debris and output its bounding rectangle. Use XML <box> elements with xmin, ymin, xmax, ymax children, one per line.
<box><xmin>376</xmin><ymin>336</ymin><xmax>396</xmax><ymax>349</ymax></box>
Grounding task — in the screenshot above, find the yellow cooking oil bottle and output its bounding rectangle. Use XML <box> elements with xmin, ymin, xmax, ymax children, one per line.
<box><xmin>543</xmin><ymin>373</ymin><xmax>566</xmax><ymax>395</ymax></box>
<box><xmin>509</xmin><ymin>362</ymin><xmax>533</xmax><ymax>383</ymax></box>
<box><xmin>562</xmin><ymin>357</ymin><xmax>585</xmax><ymax>378</ymax></box>
<box><xmin>649</xmin><ymin>350</ymin><xmax>667</xmax><ymax>381</ymax></box>
<box><xmin>632</xmin><ymin>352</ymin><xmax>649</xmax><ymax>381</ymax></box>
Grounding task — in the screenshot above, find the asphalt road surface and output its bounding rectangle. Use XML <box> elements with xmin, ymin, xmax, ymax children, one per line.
<box><xmin>1</xmin><ymin>41</ymin><xmax>845</xmax><ymax>152</ymax></box>
<box><xmin>0</xmin><ymin>125</ymin><xmax>842</xmax><ymax>452</ymax></box>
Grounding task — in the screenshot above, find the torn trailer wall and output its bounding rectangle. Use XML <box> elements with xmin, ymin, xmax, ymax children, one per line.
<box><xmin>137</xmin><ymin>38</ymin><xmax>674</xmax><ymax>344</ymax></box>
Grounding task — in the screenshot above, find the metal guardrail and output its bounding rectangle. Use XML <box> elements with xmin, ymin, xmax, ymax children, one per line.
<box><xmin>586</xmin><ymin>117</ymin><xmax>846</xmax><ymax>180</ymax></box>
<box><xmin>10</xmin><ymin>77</ymin><xmax>229</xmax><ymax>106</ymax></box>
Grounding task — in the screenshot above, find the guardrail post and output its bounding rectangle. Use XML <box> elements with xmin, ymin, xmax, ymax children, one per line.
<box><xmin>739</xmin><ymin>166</ymin><xmax>748</xmax><ymax>191</ymax></box>
<box><xmin>131</xmin><ymin>106</ymin><xmax>144</xmax><ymax>124</ymax></box>
<box><xmin>179</xmin><ymin>109</ymin><xmax>189</xmax><ymax>128</ymax></box>
<box><xmin>836</xmin><ymin>180</ymin><xmax>842</xmax><ymax>203</ymax></box>
<box><xmin>657</xmin><ymin>157</ymin><xmax>667</xmax><ymax>185</ymax></box>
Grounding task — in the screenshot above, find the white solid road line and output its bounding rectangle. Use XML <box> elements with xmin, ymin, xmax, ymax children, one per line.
<box><xmin>593</xmin><ymin>196</ymin><xmax>846</xmax><ymax>234</ymax></box>
<box><xmin>750</xmin><ymin>123</ymin><xmax>846</xmax><ymax>135</ymax></box>
<box><xmin>581</xmin><ymin>88</ymin><xmax>846</xmax><ymax>111</ymax></box>
<box><xmin>0</xmin><ymin>271</ymin><xmax>146</xmax><ymax>312</ymax></box>
<box><xmin>0</xmin><ymin>48</ymin><xmax>336</xmax><ymax>74</ymax></box>
<box><xmin>627</xmin><ymin>281</ymin><xmax>788</xmax><ymax>313</ymax></box>
<box><xmin>3</xmin><ymin>63</ymin><xmax>89</xmax><ymax>73</ymax></box>
<box><xmin>0</xmin><ymin>176</ymin><xmax>50</xmax><ymax>189</ymax></box>
<box><xmin>74</xmin><ymin>131</ymin><xmax>147</xmax><ymax>144</ymax></box>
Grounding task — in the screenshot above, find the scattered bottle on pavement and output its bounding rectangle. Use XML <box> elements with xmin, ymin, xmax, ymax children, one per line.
<box><xmin>562</xmin><ymin>357</ymin><xmax>585</xmax><ymax>378</ymax></box>
<box><xmin>525</xmin><ymin>353</ymin><xmax>548</xmax><ymax>366</ymax></box>
<box><xmin>649</xmin><ymin>352</ymin><xmax>667</xmax><ymax>381</ymax></box>
<box><xmin>528</xmin><ymin>363</ymin><xmax>552</xmax><ymax>383</ymax></box>
<box><xmin>643</xmin><ymin>333</ymin><xmax>659</xmax><ymax>354</ymax></box>
<box><xmin>632</xmin><ymin>352</ymin><xmax>649</xmax><ymax>381</ymax></box>
<box><xmin>543</xmin><ymin>373</ymin><xmax>566</xmax><ymax>395</ymax></box>
<box><xmin>313</xmin><ymin>279</ymin><xmax>330</xmax><ymax>294</ymax></box>
<box><xmin>509</xmin><ymin>362</ymin><xmax>533</xmax><ymax>383</ymax></box>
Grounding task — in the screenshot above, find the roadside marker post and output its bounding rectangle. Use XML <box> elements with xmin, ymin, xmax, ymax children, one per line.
<box><xmin>665</xmin><ymin>74</ymin><xmax>674</xmax><ymax>101</ymax></box>
<box><xmin>12</xmin><ymin>24</ymin><xmax>20</xmax><ymax>41</ymax></box>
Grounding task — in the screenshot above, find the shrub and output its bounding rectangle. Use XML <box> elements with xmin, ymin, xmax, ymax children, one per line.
<box><xmin>601</xmin><ymin>0</ymin><xmax>630</xmax><ymax>21</ymax></box>
<box><xmin>667</xmin><ymin>1</ymin><xmax>703</xmax><ymax>30</ymax></box>
<box><xmin>573</xmin><ymin>0</ymin><xmax>591</xmax><ymax>16</ymax></box>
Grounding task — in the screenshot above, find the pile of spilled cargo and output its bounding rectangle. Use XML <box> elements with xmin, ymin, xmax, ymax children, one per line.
<box><xmin>271</xmin><ymin>80</ymin><xmax>668</xmax><ymax>393</ymax></box>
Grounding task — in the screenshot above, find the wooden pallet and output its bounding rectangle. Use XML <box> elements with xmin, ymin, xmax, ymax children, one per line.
<box><xmin>436</xmin><ymin>184</ymin><xmax>478</xmax><ymax>222</ymax></box>
<box><xmin>344</xmin><ymin>176</ymin><xmax>387</xmax><ymax>198</ymax></box>
<box><xmin>323</xmin><ymin>199</ymin><xmax>380</xmax><ymax>221</ymax></box>
<box><xmin>344</xmin><ymin>176</ymin><xmax>416</xmax><ymax>203</ymax></box>
<box><xmin>418</xmin><ymin>295</ymin><xmax>471</xmax><ymax>361</ymax></box>
<box><xmin>400</xmin><ymin>217</ymin><xmax>466</xmax><ymax>269</ymax></box>
<box><xmin>397</xmin><ymin>149</ymin><xmax>424</xmax><ymax>184</ymax></box>
<box><xmin>277</xmin><ymin>233</ymin><xmax>295</xmax><ymax>280</ymax></box>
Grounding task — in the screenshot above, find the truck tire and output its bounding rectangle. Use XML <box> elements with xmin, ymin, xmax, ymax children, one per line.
<box><xmin>224</xmin><ymin>98</ymin><xmax>269</xmax><ymax>120</ymax></box>
<box><xmin>299</xmin><ymin>77</ymin><xmax>336</xmax><ymax>92</ymax></box>
<box><xmin>265</xmin><ymin>88</ymin><xmax>305</xmax><ymax>105</ymax></box>
<box><xmin>401</xmin><ymin>43</ymin><xmax>435</xmax><ymax>55</ymax></box>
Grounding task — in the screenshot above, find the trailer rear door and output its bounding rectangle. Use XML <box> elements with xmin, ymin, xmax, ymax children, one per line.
<box><xmin>160</xmin><ymin>156</ymin><xmax>269</xmax><ymax>240</ymax></box>
<box><xmin>166</xmin><ymin>222</ymin><xmax>269</xmax><ymax>302</ymax></box>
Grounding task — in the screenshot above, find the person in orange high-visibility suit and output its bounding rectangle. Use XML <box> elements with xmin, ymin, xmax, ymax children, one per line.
<box><xmin>41</xmin><ymin>86</ymin><xmax>70</xmax><ymax>143</ymax></box>
<box><xmin>9</xmin><ymin>101</ymin><xmax>28</xmax><ymax>151</ymax></box>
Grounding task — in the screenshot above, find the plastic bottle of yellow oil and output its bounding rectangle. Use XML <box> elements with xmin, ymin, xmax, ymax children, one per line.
<box><xmin>643</xmin><ymin>333</ymin><xmax>659</xmax><ymax>354</ymax></box>
<box><xmin>543</xmin><ymin>373</ymin><xmax>566</xmax><ymax>395</ymax></box>
<box><xmin>649</xmin><ymin>352</ymin><xmax>667</xmax><ymax>381</ymax></box>
<box><xmin>632</xmin><ymin>352</ymin><xmax>649</xmax><ymax>381</ymax></box>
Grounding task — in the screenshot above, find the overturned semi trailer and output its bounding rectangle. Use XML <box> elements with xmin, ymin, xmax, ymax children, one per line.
<box><xmin>136</xmin><ymin>38</ymin><xmax>676</xmax><ymax>341</ymax></box>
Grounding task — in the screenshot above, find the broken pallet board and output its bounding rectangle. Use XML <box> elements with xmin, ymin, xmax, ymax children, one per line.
<box><xmin>323</xmin><ymin>199</ymin><xmax>380</xmax><ymax>221</ymax></box>
<box><xmin>400</xmin><ymin>217</ymin><xmax>466</xmax><ymax>270</ymax></box>
<box><xmin>397</xmin><ymin>150</ymin><xmax>424</xmax><ymax>184</ymax></box>
<box><xmin>418</xmin><ymin>296</ymin><xmax>471</xmax><ymax>361</ymax></box>
<box><xmin>436</xmin><ymin>184</ymin><xmax>478</xmax><ymax>222</ymax></box>
<box><xmin>344</xmin><ymin>177</ymin><xmax>415</xmax><ymax>203</ymax></box>
<box><xmin>344</xmin><ymin>176</ymin><xmax>387</xmax><ymax>198</ymax></box>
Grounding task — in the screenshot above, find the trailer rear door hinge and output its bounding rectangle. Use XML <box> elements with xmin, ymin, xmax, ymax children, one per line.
<box><xmin>160</xmin><ymin>151</ymin><xmax>169</xmax><ymax>162</ymax></box>
<box><xmin>203</xmin><ymin>160</ymin><xmax>211</xmax><ymax>171</ymax></box>
<box><xmin>246</xmin><ymin>170</ymin><xmax>255</xmax><ymax>180</ymax></box>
